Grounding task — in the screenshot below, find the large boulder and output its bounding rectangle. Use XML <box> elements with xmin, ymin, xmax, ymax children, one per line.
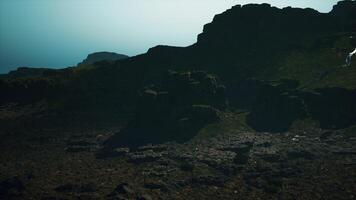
<box><xmin>104</xmin><ymin>70</ymin><xmax>226</xmax><ymax>148</ymax></box>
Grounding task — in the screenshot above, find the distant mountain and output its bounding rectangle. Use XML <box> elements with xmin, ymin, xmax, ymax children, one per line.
<box><xmin>77</xmin><ymin>52</ymin><xmax>129</xmax><ymax>66</ymax></box>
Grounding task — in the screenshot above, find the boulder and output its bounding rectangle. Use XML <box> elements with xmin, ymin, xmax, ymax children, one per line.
<box><xmin>55</xmin><ymin>183</ymin><xmax>96</xmax><ymax>193</ymax></box>
<box><xmin>137</xmin><ymin>194</ymin><xmax>153</xmax><ymax>200</ymax></box>
<box><xmin>108</xmin><ymin>182</ymin><xmax>134</xmax><ymax>199</ymax></box>
<box><xmin>144</xmin><ymin>180</ymin><xmax>168</xmax><ymax>192</ymax></box>
<box><xmin>128</xmin><ymin>150</ymin><xmax>165</xmax><ymax>164</ymax></box>
<box><xmin>104</xmin><ymin>70</ymin><xmax>225</xmax><ymax>148</ymax></box>
<box><xmin>191</xmin><ymin>175</ymin><xmax>225</xmax><ymax>187</ymax></box>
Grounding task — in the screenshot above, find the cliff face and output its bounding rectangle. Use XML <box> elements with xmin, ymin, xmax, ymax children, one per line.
<box><xmin>189</xmin><ymin>1</ymin><xmax>356</xmax><ymax>81</ymax></box>
<box><xmin>197</xmin><ymin>1</ymin><xmax>355</xmax><ymax>48</ymax></box>
<box><xmin>124</xmin><ymin>1</ymin><xmax>356</xmax><ymax>83</ymax></box>
<box><xmin>331</xmin><ymin>0</ymin><xmax>356</xmax><ymax>19</ymax></box>
<box><xmin>197</xmin><ymin>4</ymin><xmax>328</xmax><ymax>49</ymax></box>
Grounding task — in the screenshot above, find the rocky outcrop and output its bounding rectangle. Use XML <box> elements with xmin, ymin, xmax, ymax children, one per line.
<box><xmin>227</xmin><ymin>79</ymin><xmax>307</xmax><ymax>132</ymax></box>
<box><xmin>331</xmin><ymin>0</ymin><xmax>356</xmax><ymax>22</ymax></box>
<box><xmin>228</xmin><ymin>79</ymin><xmax>356</xmax><ymax>132</ymax></box>
<box><xmin>303</xmin><ymin>87</ymin><xmax>356</xmax><ymax>129</ymax></box>
<box><xmin>104</xmin><ymin>70</ymin><xmax>226</xmax><ymax>148</ymax></box>
<box><xmin>195</xmin><ymin>2</ymin><xmax>353</xmax><ymax>50</ymax></box>
<box><xmin>78</xmin><ymin>51</ymin><xmax>129</xmax><ymax>66</ymax></box>
<box><xmin>55</xmin><ymin>183</ymin><xmax>96</xmax><ymax>193</ymax></box>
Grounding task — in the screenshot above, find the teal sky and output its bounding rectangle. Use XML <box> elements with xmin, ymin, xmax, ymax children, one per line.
<box><xmin>0</xmin><ymin>0</ymin><xmax>340</xmax><ymax>73</ymax></box>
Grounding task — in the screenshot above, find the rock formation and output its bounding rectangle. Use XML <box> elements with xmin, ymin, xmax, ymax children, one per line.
<box><xmin>78</xmin><ymin>51</ymin><xmax>129</xmax><ymax>66</ymax></box>
<box><xmin>104</xmin><ymin>70</ymin><xmax>226</xmax><ymax>148</ymax></box>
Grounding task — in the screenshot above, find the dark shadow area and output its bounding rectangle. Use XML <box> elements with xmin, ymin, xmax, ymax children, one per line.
<box><xmin>228</xmin><ymin>80</ymin><xmax>356</xmax><ymax>132</ymax></box>
<box><xmin>303</xmin><ymin>87</ymin><xmax>356</xmax><ymax>129</ymax></box>
<box><xmin>102</xmin><ymin>70</ymin><xmax>226</xmax><ymax>151</ymax></box>
<box><xmin>104</xmin><ymin>105</ymin><xmax>219</xmax><ymax>148</ymax></box>
<box><xmin>227</xmin><ymin>79</ymin><xmax>306</xmax><ymax>132</ymax></box>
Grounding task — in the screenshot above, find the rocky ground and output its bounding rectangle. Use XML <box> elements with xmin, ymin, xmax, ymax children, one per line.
<box><xmin>1</xmin><ymin>115</ymin><xmax>356</xmax><ymax>200</ymax></box>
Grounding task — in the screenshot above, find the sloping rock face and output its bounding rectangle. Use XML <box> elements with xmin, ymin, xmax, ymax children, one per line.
<box><xmin>104</xmin><ymin>70</ymin><xmax>226</xmax><ymax>148</ymax></box>
<box><xmin>78</xmin><ymin>52</ymin><xmax>129</xmax><ymax>65</ymax></box>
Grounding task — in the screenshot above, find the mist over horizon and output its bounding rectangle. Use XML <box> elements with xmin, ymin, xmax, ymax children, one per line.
<box><xmin>0</xmin><ymin>0</ymin><xmax>340</xmax><ymax>74</ymax></box>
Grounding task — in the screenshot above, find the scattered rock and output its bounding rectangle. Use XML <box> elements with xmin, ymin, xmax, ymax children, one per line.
<box><xmin>144</xmin><ymin>181</ymin><xmax>168</xmax><ymax>192</ymax></box>
<box><xmin>67</xmin><ymin>140</ymin><xmax>96</xmax><ymax>146</ymax></box>
<box><xmin>142</xmin><ymin>164</ymin><xmax>176</xmax><ymax>177</ymax></box>
<box><xmin>260</xmin><ymin>153</ymin><xmax>280</xmax><ymax>162</ymax></box>
<box><xmin>332</xmin><ymin>149</ymin><xmax>356</xmax><ymax>155</ymax></box>
<box><xmin>65</xmin><ymin>146</ymin><xmax>92</xmax><ymax>153</ymax></box>
<box><xmin>179</xmin><ymin>162</ymin><xmax>194</xmax><ymax>171</ymax></box>
<box><xmin>65</xmin><ymin>140</ymin><xmax>100</xmax><ymax>153</ymax></box>
<box><xmin>109</xmin><ymin>183</ymin><xmax>134</xmax><ymax>198</ymax></box>
<box><xmin>320</xmin><ymin>131</ymin><xmax>334</xmax><ymax>140</ymax></box>
<box><xmin>191</xmin><ymin>175</ymin><xmax>225</xmax><ymax>187</ymax></box>
<box><xmin>286</xmin><ymin>149</ymin><xmax>316</xmax><ymax>160</ymax></box>
<box><xmin>278</xmin><ymin>167</ymin><xmax>302</xmax><ymax>178</ymax></box>
<box><xmin>55</xmin><ymin>183</ymin><xmax>96</xmax><ymax>193</ymax></box>
<box><xmin>256</xmin><ymin>142</ymin><xmax>273</xmax><ymax>147</ymax></box>
<box><xmin>220</xmin><ymin>142</ymin><xmax>253</xmax><ymax>154</ymax></box>
<box><xmin>137</xmin><ymin>194</ymin><xmax>153</xmax><ymax>200</ymax></box>
<box><xmin>41</xmin><ymin>197</ymin><xmax>66</xmax><ymax>200</ymax></box>
<box><xmin>233</xmin><ymin>153</ymin><xmax>250</xmax><ymax>165</ymax></box>
<box><xmin>137</xmin><ymin>144</ymin><xmax>168</xmax><ymax>152</ymax></box>
<box><xmin>113</xmin><ymin>148</ymin><xmax>130</xmax><ymax>156</ymax></box>
<box><xmin>128</xmin><ymin>150</ymin><xmax>165</xmax><ymax>164</ymax></box>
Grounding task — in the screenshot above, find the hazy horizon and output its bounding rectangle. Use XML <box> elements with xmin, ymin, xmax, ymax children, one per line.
<box><xmin>0</xmin><ymin>0</ymin><xmax>341</xmax><ymax>74</ymax></box>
